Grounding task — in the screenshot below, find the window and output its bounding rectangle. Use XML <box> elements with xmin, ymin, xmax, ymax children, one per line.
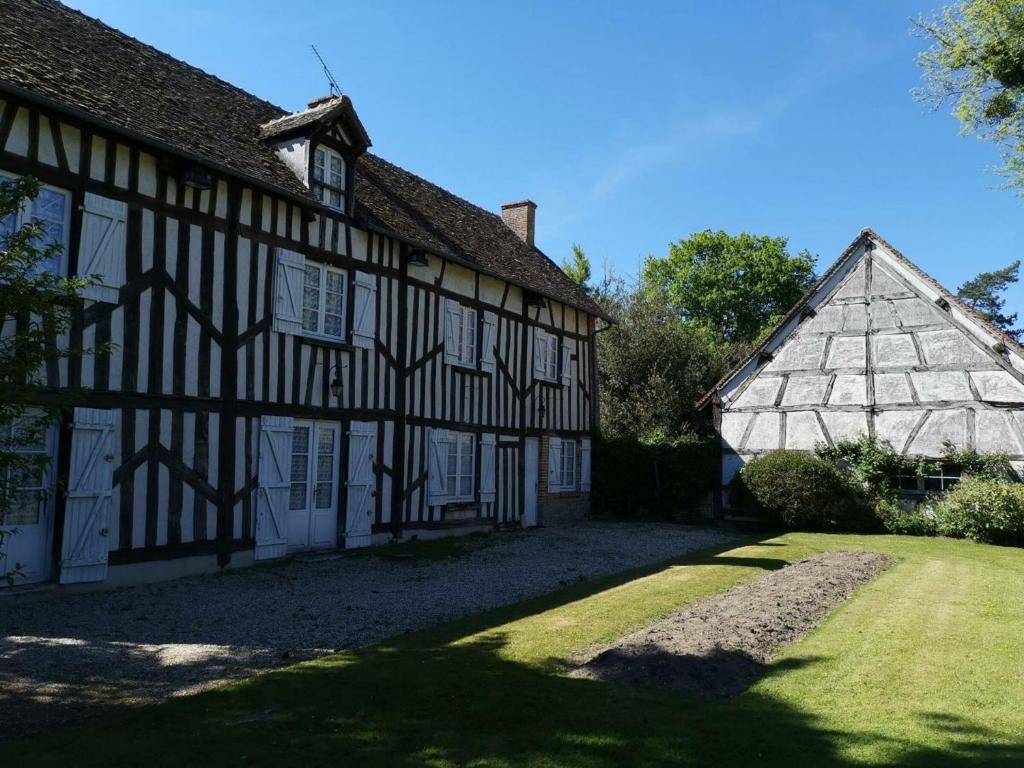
<box><xmin>896</xmin><ymin>463</ymin><xmax>962</xmax><ymax>495</ymax></box>
<box><xmin>289</xmin><ymin>425</ymin><xmax>311</xmax><ymax>511</ymax></box>
<box><xmin>312</xmin><ymin>146</ymin><xmax>345</xmax><ymax>210</ymax></box>
<box><xmin>534</xmin><ymin>329</ymin><xmax>558</xmax><ymax>382</ymax></box>
<box><xmin>0</xmin><ymin>175</ymin><xmax>70</xmax><ymax>275</ymax></box>
<box><xmin>445</xmin><ymin>432</ymin><xmax>476</xmax><ymax>501</ymax></box>
<box><xmin>301</xmin><ymin>262</ymin><xmax>347</xmax><ymax>339</ymax></box>
<box><xmin>560</xmin><ymin>439</ymin><xmax>576</xmax><ymax>489</ymax></box>
<box><xmin>445</xmin><ymin>302</ymin><xmax>477</xmax><ymax>367</ymax></box>
<box><xmin>2</xmin><ymin>420</ymin><xmax>50</xmax><ymax>526</ymax></box>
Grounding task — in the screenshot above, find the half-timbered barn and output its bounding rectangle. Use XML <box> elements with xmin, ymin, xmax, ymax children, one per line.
<box><xmin>702</xmin><ymin>228</ymin><xmax>1024</xmax><ymax>513</ymax></box>
<box><xmin>0</xmin><ymin>0</ymin><xmax>608</xmax><ymax>587</ymax></box>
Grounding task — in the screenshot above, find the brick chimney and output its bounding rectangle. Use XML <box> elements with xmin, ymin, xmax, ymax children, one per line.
<box><xmin>501</xmin><ymin>200</ymin><xmax>537</xmax><ymax>247</ymax></box>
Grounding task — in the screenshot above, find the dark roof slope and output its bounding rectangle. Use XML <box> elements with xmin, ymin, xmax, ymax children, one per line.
<box><xmin>696</xmin><ymin>228</ymin><xmax>1024</xmax><ymax>408</ymax></box>
<box><xmin>0</xmin><ymin>0</ymin><xmax>604</xmax><ymax>318</ymax></box>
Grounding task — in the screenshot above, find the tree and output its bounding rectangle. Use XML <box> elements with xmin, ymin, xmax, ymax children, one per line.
<box><xmin>642</xmin><ymin>230</ymin><xmax>816</xmax><ymax>344</ymax></box>
<box><xmin>563</xmin><ymin>243</ymin><xmax>592</xmax><ymax>288</ymax></box>
<box><xmin>915</xmin><ymin>0</ymin><xmax>1024</xmax><ymax>189</ymax></box>
<box><xmin>957</xmin><ymin>259</ymin><xmax>1022</xmax><ymax>339</ymax></box>
<box><xmin>595</xmin><ymin>275</ymin><xmax>736</xmax><ymax>442</ymax></box>
<box><xmin>1</xmin><ymin>177</ymin><xmax>88</xmax><ymax>583</ymax></box>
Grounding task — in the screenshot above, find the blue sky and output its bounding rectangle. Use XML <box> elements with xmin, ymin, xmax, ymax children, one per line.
<box><xmin>67</xmin><ymin>0</ymin><xmax>1023</xmax><ymax>309</ymax></box>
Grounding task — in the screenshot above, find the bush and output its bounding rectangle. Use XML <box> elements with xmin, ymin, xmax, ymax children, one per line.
<box><xmin>935</xmin><ymin>476</ymin><xmax>1024</xmax><ymax>546</ymax></box>
<box><xmin>876</xmin><ymin>498</ymin><xmax>938</xmax><ymax>537</ymax></box>
<box><xmin>591</xmin><ymin>435</ymin><xmax>717</xmax><ymax>521</ymax></box>
<box><xmin>731</xmin><ymin>450</ymin><xmax>872</xmax><ymax>531</ymax></box>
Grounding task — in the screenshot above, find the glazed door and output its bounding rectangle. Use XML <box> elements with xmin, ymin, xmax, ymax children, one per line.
<box><xmin>1</xmin><ymin>423</ymin><xmax>56</xmax><ymax>585</ymax></box>
<box><xmin>287</xmin><ymin>420</ymin><xmax>340</xmax><ymax>551</ymax></box>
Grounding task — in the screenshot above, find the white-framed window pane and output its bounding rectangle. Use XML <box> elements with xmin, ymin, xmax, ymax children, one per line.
<box><xmin>463</xmin><ymin>309</ymin><xmax>477</xmax><ymax>363</ymax></box>
<box><xmin>329</xmin><ymin>189</ymin><xmax>342</xmax><ymax>209</ymax></box>
<box><xmin>289</xmin><ymin>427</ymin><xmax>310</xmax><ymax>510</ymax></box>
<box><xmin>303</xmin><ymin>265</ymin><xmax>321</xmax><ymax>333</ymax></box>
<box><xmin>314</xmin><ymin>148</ymin><xmax>326</xmax><ymax>182</ymax></box>
<box><xmin>329</xmin><ymin>154</ymin><xmax>344</xmax><ymax>187</ymax></box>
<box><xmin>323</xmin><ymin>270</ymin><xmax>345</xmax><ymax>338</ymax></box>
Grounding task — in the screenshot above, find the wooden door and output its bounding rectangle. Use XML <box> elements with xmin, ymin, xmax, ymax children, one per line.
<box><xmin>1</xmin><ymin>423</ymin><xmax>56</xmax><ymax>585</ymax></box>
<box><xmin>288</xmin><ymin>420</ymin><xmax>339</xmax><ymax>551</ymax></box>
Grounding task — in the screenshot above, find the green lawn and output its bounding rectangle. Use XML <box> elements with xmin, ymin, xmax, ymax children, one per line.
<box><xmin>7</xmin><ymin>533</ymin><xmax>1024</xmax><ymax>767</ymax></box>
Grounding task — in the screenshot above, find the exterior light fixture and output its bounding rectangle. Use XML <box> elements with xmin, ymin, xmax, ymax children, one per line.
<box><xmin>407</xmin><ymin>248</ymin><xmax>429</xmax><ymax>268</ymax></box>
<box><xmin>537</xmin><ymin>391</ymin><xmax>546</xmax><ymax>417</ymax></box>
<box><xmin>182</xmin><ymin>163</ymin><xmax>211</xmax><ymax>191</ymax></box>
<box><xmin>523</xmin><ymin>290</ymin><xmax>545</xmax><ymax>308</ymax></box>
<box><xmin>327</xmin><ymin>360</ymin><xmax>348</xmax><ymax>402</ymax></box>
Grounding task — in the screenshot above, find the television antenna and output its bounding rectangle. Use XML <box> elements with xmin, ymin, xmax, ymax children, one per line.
<box><xmin>311</xmin><ymin>45</ymin><xmax>342</xmax><ymax>97</ymax></box>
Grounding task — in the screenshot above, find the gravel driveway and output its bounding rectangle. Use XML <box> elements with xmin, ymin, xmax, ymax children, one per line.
<box><xmin>0</xmin><ymin>522</ymin><xmax>734</xmax><ymax>737</ymax></box>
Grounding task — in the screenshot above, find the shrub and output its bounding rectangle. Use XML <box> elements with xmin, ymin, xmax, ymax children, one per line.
<box><xmin>935</xmin><ymin>476</ymin><xmax>1024</xmax><ymax>546</ymax></box>
<box><xmin>591</xmin><ymin>435</ymin><xmax>718</xmax><ymax>521</ymax></box>
<box><xmin>876</xmin><ymin>498</ymin><xmax>938</xmax><ymax>537</ymax></box>
<box><xmin>816</xmin><ymin>436</ymin><xmax>937</xmax><ymax>502</ymax></box>
<box><xmin>731</xmin><ymin>450</ymin><xmax>871</xmax><ymax>531</ymax></box>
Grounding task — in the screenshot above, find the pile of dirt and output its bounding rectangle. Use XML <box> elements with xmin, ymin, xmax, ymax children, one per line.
<box><xmin>573</xmin><ymin>550</ymin><xmax>891</xmax><ymax>698</ymax></box>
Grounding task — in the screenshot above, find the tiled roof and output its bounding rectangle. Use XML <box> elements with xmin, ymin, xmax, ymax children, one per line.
<box><xmin>0</xmin><ymin>0</ymin><xmax>604</xmax><ymax>318</ymax></box>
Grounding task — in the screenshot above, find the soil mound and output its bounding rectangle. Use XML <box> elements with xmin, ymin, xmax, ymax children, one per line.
<box><xmin>573</xmin><ymin>550</ymin><xmax>891</xmax><ymax>697</ymax></box>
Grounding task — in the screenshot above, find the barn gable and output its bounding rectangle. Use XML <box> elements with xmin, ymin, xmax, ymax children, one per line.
<box><xmin>713</xmin><ymin>230</ymin><xmax>1024</xmax><ymax>496</ymax></box>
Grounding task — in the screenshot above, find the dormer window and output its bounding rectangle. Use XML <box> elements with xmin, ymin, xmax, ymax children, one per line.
<box><xmin>313</xmin><ymin>146</ymin><xmax>345</xmax><ymax>210</ymax></box>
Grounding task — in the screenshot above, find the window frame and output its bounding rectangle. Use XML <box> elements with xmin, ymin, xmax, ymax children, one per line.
<box><xmin>896</xmin><ymin>462</ymin><xmax>962</xmax><ymax>496</ymax></box>
<box><xmin>560</xmin><ymin>439</ymin><xmax>577</xmax><ymax>490</ymax></box>
<box><xmin>449</xmin><ymin>304</ymin><xmax>478</xmax><ymax>369</ymax></box>
<box><xmin>0</xmin><ymin>173</ymin><xmax>72</xmax><ymax>276</ymax></box>
<box><xmin>535</xmin><ymin>328</ymin><xmax>559</xmax><ymax>383</ymax></box>
<box><xmin>300</xmin><ymin>261</ymin><xmax>348</xmax><ymax>342</ymax></box>
<box><xmin>444</xmin><ymin>431</ymin><xmax>476</xmax><ymax>503</ymax></box>
<box><xmin>312</xmin><ymin>145</ymin><xmax>346</xmax><ymax>211</ymax></box>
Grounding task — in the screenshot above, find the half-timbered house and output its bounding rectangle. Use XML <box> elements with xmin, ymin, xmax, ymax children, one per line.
<box><xmin>0</xmin><ymin>0</ymin><xmax>608</xmax><ymax>587</ymax></box>
<box><xmin>702</xmin><ymin>228</ymin><xmax>1024</xmax><ymax>514</ymax></box>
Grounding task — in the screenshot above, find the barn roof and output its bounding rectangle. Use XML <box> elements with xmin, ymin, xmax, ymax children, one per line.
<box><xmin>0</xmin><ymin>0</ymin><xmax>606</xmax><ymax>319</ymax></box>
<box><xmin>697</xmin><ymin>228</ymin><xmax>1024</xmax><ymax>409</ymax></box>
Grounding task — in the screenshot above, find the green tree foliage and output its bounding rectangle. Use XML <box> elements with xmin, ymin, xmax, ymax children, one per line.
<box><xmin>1</xmin><ymin>177</ymin><xmax>88</xmax><ymax>583</ymax></box>
<box><xmin>562</xmin><ymin>243</ymin><xmax>592</xmax><ymax>288</ymax></box>
<box><xmin>956</xmin><ymin>259</ymin><xmax>1022</xmax><ymax>340</ymax></box>
<box><xmin>594</xmin><ymin>275</ymin><xmax>736</xmax><ymax>441</ymax></box>
<box><xmin>642</xmin><ymin>230</ymin><xmax>816</xmax><ymax>343</ymax></box>
<box><xmin>915</xmin><ymin>0</ymin><xmax>1024</xmax><ymax>189</ymax></box>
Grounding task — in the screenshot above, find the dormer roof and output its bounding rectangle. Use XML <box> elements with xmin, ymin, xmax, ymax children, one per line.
<box><xmin>259</xmin><ymin>94</ymin><xmax>371</xmax><ymax>150</ymax></box>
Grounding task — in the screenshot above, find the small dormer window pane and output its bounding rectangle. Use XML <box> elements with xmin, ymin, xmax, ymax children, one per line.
<box><xmin>312</xmin><ymin>146</ymin><xmax>345</xmax><ymax>212</ymax></box>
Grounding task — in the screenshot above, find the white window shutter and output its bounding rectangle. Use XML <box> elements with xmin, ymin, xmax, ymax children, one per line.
<box><xmin>352</xmin><ymin>271</ymin><xmax>377</xmax><ymax>349</ymax></box>
<box><xmin>427</xmin><ymin>428</ymin><xmax>449</xmax><ymax>506</ymax></box>
<box><xmin>345</xmin><ymin>421</ymin><xmax>377</xmax><ymax>548</ymax></box>
<box><xmin>273</xmin><ymin>248</ymin><xmax>305</xmax><ymax>335</ymax></box>
<box><xmin>480</xmin><ymin>311</ymin><xmax>497</xmax><ymax>373</ymax></box>
<box><xmin>255</xmin><ymin>415</ymin><xmax>293</xmax><ymax>560</ymax></box>
<box><xmin>580</xmin><ymin>438</ymin><xmax>592</xmax><ymax>492</ymax></box>
<box><xmin>547</xmin><ymin>437</ymin><xmax>562</xmax><ymax>492</ymax></box>
<box><xmin>479</xmin><ymin>433</ymin><xmax>497</xmax><ymax>503</ymax></box>
<box><xmin>444</xmin><ymin>299</ymin><xmax>461</xmax><ymax>365</ymax></box>
<box><xmin>60</xmin><ymin>408</ymin><xmax>116</xmax><ymax>583</ymax></box>
<box><xmin>77</xmin><ymin>193</ymin><xmax>127</xmax><ymax>303</ymax></box>
<box><xmin>533</xmin><ymin>328</ymin><xmax>546</xmax><ymax>377</ymax></box>
<box><xmin>560</xmin><ymin>338</ymin><xmax>573</xmax><ymax>386</ymax></box>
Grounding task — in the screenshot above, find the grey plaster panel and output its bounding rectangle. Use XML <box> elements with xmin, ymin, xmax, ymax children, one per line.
<box><xmin>970</xmin><ymin>371</ymin><xmax>1024</xmax><ymax>404</ymax></box>
<box><xmin>720</xmin><ymin>412</ymin><xmax>754</xmax><ymax>450</ymax></box>
<box><xmin>874</xmin><ymin>410</ymin><xmax>924</xmax><ymax>453</ymax></box>
<box><xmin>765</xmin><ymin>337</ymin><xmax>827</xmax><ymax>372</ymax></box>
<box><xmin>870</xmin><ymin>301</ymin><xmax>899</xmax><ymax>330</ymax></box>
<box><xmin>843</xmin><ymin>303</ymin><xmax>868</xmax><ymax>332</ymax></box>
<box><xmin>874</xmin><ymin>373</ymin><xmax>914</xmax><ymax>404</ymax></box>
<box><xmin>910</xmin><ymin>370</ymin><xmax>973</xmax><ymax>402</ymax></box>
<box><xmin>732</xmin><ymin>376</ymin><xmax>784</xmax><ymax>408</ymax></box>
<box><xmin>820</xmin><ymin>411</ymin><xmax>869</xmax><ymax>443</ymax></box>
<box><xmin>909</xmin><ymin>409</ymin><xmax>969</xmax><ymax>455</ymax></box>
<box><xmin>721</xmin><ymin>452</ymin><xmax>747</xmax><ymax>485</ymax></box>
<box><xmin>826</xmin><ymin>336</ymin><xmax>867</xmax><ymax>369</ymax></box>
<box><xmin>745</xmin><ymin>412</ymin><xmax>782</xmax><ymax>451</ymax></box>
<box><xmin>873</xmin><ymin>334</ymin><xmax>920</xmax><ymax>368</ymax></box>
<box><xmin>781</xmin><ymin>374</ymin><xmax>832</xmax><ymax>406</ymax></box>
<box><xmin>870</xmin><ymin>266</ymin><xmax>907</xmax><ymax>298</ymax></box>
<box><xmin>916</xmin><ymin>329</ymin><xmax>990</xmax><ymax>367</ymax></box>
<box><xmin>976</xmin><ymin>410</ymin><xmax>1023</xmax><ymax>455</ymax></box>
<box><xmin>803</xmin><ymin>305</ymin><xmax>845</xmax><ymax>334</ymax></box>
<box><xmin>828</xmin><ymin>374</ymin><xmax>868</xmax><ymax>405</ymax></box>
<box><xmin>892</xmin><ymin>297</ymin><xmax>941</xmax><ymax>328</ymax></box>
<box><xmin>833</xmin><ymin>262</ymin><xmax>867</xmax><ymax>300</ymax></box>
<box><xmin>785</xmin><ymin>411</ymin><xmax>827</xmax><ymax>450</ymax></box>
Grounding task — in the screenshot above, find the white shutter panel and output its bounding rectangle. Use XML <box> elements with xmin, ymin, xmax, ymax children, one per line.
<box><xmin>427</xmin><ymin>428</ymin><xmax>450</xmax><ymax>506</ymax></box>
<box><xmin>60</xmin><ymin>408</ymin><xmax>115</xmax><ymax>583</ymax></box>
<box><xmin>533</xmin><ymin>328</ymin><xmax>546</xmax><ymax>377</ymax></box>
<box><xmin>443</xmin><ymin>299</ymin><xmax>461</xmax><ymax>365</ymax></box>
<box><xmin>560</xmin><ymin>338</ymin><xmax>573</xmax><ymax>386</ymax></box>
<box><xmin>345</xmin><ymin>421</ymin><xmax>377</xmax><ymax>548</ymax></box>
<box><xmin>273</xmin><ymin>249</ymin><xmax>305</xmax><ymax>335</ymax></box>
<box><xmin>547</xmin><ymin>437</ymin><xmax>562</xmax><ymax>492</ymax></box>
<box><xmin>77</xmin><ymin>193</ymin><xmax>127</xmax><ymax>303</ymax></box>
<box><xmin>480</xmin><ymin>311</ymin><xmax>497</xmax><ymax>373</ymax></box>
<box><xmin>580</xmin><ymin>438</ymin><xmax>592</xmax><ymax>492</ymax></box>
<box><xmin>255</xmin><ymin>415</ymin><xmax>292</xmax><ymax>560</ymax></box>
<box><xmin>352</xmin><ymin>271</ymin><xmax>377</xmax><ymax>349</ymax></box>
<box><xmin>479</xmin><ymin>433</ymin><xmax>497</xmax><ymax>503</ymax></box>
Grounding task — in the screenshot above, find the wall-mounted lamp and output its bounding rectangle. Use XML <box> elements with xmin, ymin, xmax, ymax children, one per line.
<box><xmin>407</xmin><ymin>248</ymin><xmax>429</xmax><ymax>268</ymax></box>
<box><xmin>327</xmin><ymin>361</ymin><xmax>348</xmax><ymax>402</ymax></box>
<box><xmin>524</xmin><ymin>290</ymin><xmax>546</xmax><ymax>309</ymax></box>
<box><xmin>537</xmin><ymin>391</ymin><xmax>547</xmax><ymax>418</ymax></box>
<box><xmin>182</xmin><ymin>163</ymin><xmax>211</xmax><ymax>191</ymax></box>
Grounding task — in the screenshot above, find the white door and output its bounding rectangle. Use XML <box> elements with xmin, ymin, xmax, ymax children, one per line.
<box><xmin>287</xmin><ymin>420</ymin><xmax>340</xmax><ymax>551</ymax></box>
<box><xmin>345</xmin><ymin>421</ymin><xmax>376</xmax><ymax>549</ymax></box>
<box><xmin>1</xmin><ymin>423</ymin><xmax>56</xmax><ymax>585</ymax></box>
<box><xmin>524</xmin><ymin>437</ymin><xmax>539</xmax><ymax>527</ymax></box>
